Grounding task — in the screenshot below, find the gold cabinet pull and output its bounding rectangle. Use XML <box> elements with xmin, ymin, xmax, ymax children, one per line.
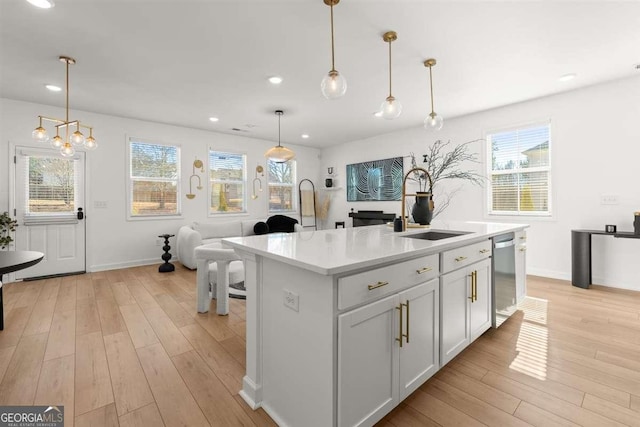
<box><xmin>468</xmin><ymin>271</ymin><xmax>477</xmax><ymax>302</ymax></box>
<box><xmin>396</xmin><ymin>305</ymin><xmax>403</xmax><ymax>347</ymax></box>
<box><xmin>473</xmin><ymin>270</ymin><xmax>478</xmax><ymax>302</ymax></box>
<box><xmin>416</xmin><ymin>266</ymin><xmax>432</xmax><ymax>274</ymax></box>
<box><xmin>455</xmin><ymin>256</ymin><xmax>468</xmax><ymax>262</ymax></box>
<box><xmin>468</xmin><ymin>272</ymin><xmax>474</xmax><ymax>301</ymax></box>
<box><xmin>519</xmin><ymin>247</ymin><xmax>526</xmax><ymax>252</ymax></box>
<box><xmin>479</xmin><ymin>249</ymin><xmax>490</xmax><ymax>254</ymax></box>
<box><xmin>368</xmin><ymin>281</ymin><xmax>389</xmax><ymax>291</ymax></box>
<box><xmin>403</xmin><ymin>300</ymin><xmax>410</xmax><ymax>344</ymax></box>
<box><xmin>519</xmin><ymin>236</ymin><xmax>526</xmax><ymax>240</ymax></box>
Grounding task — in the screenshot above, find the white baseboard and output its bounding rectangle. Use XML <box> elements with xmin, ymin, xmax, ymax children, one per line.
<box><xmin>89</xmin><ymin>258</ymin><xmax>159</xmax><ymax>272</ymax></box>
<box><xmin>527</xmin><ymin>267</ymin><xmax>570</xmax><ymax>281</ymax></box>
<box><xmin>592</xmin><ymin>276</ymin><xmax>640</xmax><ymax>292</ymax></box>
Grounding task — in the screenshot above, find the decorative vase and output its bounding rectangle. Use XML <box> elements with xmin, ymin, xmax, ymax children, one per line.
<box><xmin>412</xmin><ymin>192</ymin><xmax>434</xmax><ymax>225</ymax></box>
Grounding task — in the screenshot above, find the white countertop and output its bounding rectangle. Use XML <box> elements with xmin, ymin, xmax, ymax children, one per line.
<box><xmin>222</xmin><ymin>221</ymin><xmax>528</xmax><ymax>276</ymax></box>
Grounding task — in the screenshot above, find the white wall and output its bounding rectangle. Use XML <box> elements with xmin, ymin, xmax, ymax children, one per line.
<box><xmin>1</xmin><ymin>98</ymin><xmax>321</xmax><ymax>271</ymax></box>
<box><xmin>321</xmin><ymin>75</ymin><xmax>640</xmax><ymax>290</ymax></box>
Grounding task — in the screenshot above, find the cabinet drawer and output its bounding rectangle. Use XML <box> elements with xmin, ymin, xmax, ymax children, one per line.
<box><xmin>442</xmin><ymin>240</ymin><xmax>491</xmax><ymax>274</ymax></box>
<box><xmin>338</xmin><ymin>254</ymin><xmax>439</xmax><ymax>310</ymax></box>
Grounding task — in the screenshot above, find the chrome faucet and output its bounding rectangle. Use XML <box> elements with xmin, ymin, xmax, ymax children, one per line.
<box><xmin>401</xmin><ymin>167</ymin><xmax>433</xmax><ymax>231</ymax></box>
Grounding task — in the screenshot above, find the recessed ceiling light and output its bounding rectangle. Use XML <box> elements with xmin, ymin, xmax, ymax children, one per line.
<box><xmin>558</xmin><ymin>73</ymin><xmax>577</xmax><ymax>82</ymax></box>
<box><xmin>373</xmin><ymin>111</ymin><xmax>383</xmax><ymax>118</ymax></box>
<box><xmin>45</xmin><ymin>84</ymin><xmax>61</xmax><ymax>92</ymax></box>
<box><xmin>209</xmin><ymin>117</ymin><xmax>219</xmax><ymax>122</ymax></box>
<box><xmin>268</xmin><ymin>76</ymin><xmax>283</xmax><ymax>85</ymax></box>
<box><xmin>301</xmin><ymin>134</ymin><xmax>310</xmax><ymax>139</ymax></box>
<box><xmin>26</xmin><ymin>0</ymin><xmax>54</xmax><ymax>9</ymax></box>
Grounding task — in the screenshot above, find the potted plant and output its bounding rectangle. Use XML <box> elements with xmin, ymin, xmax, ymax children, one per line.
<box><xmin>0</xmin><ymin>212</ymin><xmax>18</xmax><ymax>250</ymax></box>
<box><xmin>409</xmin><ymin>139</ymin><xmax>484</xmax><ymax>219</ymax></box>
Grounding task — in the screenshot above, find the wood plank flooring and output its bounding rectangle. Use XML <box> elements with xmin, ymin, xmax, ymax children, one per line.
<box><xmin>0</xmin><ymin>267</ymin><xmax>639</xmax><ymax>426</ymax></box>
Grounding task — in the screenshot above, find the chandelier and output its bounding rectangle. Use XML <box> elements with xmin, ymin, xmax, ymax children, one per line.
<box><xmin>32</xmin><ymin>56</ymin><xmax>97</xmax><ymax>157</ymax></box>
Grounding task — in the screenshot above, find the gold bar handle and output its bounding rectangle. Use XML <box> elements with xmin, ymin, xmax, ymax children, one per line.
<box><xmin>396</xmin><ymin>305</ymin><xmax>403</xmax><ymax>347</ymax></box>
<box><xmin>455</xmin><ymin>256</ymin><xmax>468</xmax><ymax>262</ymax></box>
<box><xmin>368</xmin><ymin>281</ymin><xmax>389</xmax><ymax>291</ymax></box>
<box><xmin>416</xmin><ymin>267</ymin><xmax>432</xmax><ymax>274</ymax></box>
<box><xmin>519</xmin><ymin>248</ymin><xmax>526</xmax><ymax>252</ymax></box>
<box><xmin>473</xmin><ymin>271</ymin><xmax>478</xmax><ymax>302</ymax></box>
<box><xmin>403</xmin><ymin>300</ymin><xmax>409</xmax><ymax>343</ymax></box>
<box><xmin>468</xmin><ymin>272</ymin><xmax>474</xmax><ymax>301</ymax></box>
<box><xmin>479</xmin><ymin>249</ymin><xmax>490</xmax><ymax>254</ymax></box>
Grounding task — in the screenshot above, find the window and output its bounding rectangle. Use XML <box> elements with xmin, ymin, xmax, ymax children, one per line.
<box><xmin>487</xmin><ymin>123</ymin><xmax>551</xmax><ymax>216</ymax></box>
<box><xmin>268</xmin><ymin>159</ymin><xmax>296</xmax><ymax>212</ymax></box>
<box><xmin>26</xmin><ymin>155</ymin><xmax>77</xmax><ymax>214</ymax></box>
<box><xmin>128</xmin><ymin>139</ymin><xmax>180</xmax><ymax>217</ymax></box>
<box><xmin>209</xmin><ymin>151</ymin><xmax>246</xmax><ymax>214</ymax></box>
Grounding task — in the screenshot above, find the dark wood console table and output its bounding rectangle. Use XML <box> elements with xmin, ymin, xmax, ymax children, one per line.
<box><xmin>571</xmin><ymin>230</ymin><xmax>639</xmax><ymax>288</ymax></box>
<box><xmin>0</xmin><ymin>251</ymin><xmax>44</xmax><ymax>330</ymax></box>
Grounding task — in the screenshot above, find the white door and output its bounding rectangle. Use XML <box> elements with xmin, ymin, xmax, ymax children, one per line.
<box><xmin>398</xmin><ymin>279</ymin><xmax>439</xmax><ymax>400</ymax></box>
<box><xmin>13</xmin><ymin>147</ymin><xmax>86</xmax><ymax>279</ymax></box>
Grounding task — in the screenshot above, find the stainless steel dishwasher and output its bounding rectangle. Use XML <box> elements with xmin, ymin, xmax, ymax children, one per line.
<box><xmin>492</xmin><ymin>232</ymin><xmax>517</xmax><ymax>328</ymax></box>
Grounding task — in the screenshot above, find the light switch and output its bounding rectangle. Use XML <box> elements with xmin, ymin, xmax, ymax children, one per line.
<box><xmin>600</xmin><ymin>194</ymin><xmax>619</xmax><ymax>205</ymax></box>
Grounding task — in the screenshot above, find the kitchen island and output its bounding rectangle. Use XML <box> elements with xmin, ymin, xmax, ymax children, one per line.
<box><xmin>223</xmin><ymin>221</ymin><xmax>527</xmax><ymax>427</ymax></box>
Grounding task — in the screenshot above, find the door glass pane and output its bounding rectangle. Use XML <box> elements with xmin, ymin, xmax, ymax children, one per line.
<box><xmin>27</xmin><ymin>156</ymin><xmax>76</xmax><ymax>213</ymax></box>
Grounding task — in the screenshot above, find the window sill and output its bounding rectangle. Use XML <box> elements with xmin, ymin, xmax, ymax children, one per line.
<box><xmin>127</xmin><ymin>214</ymin><xmax>184</xmax><ymax>222</ymax></box>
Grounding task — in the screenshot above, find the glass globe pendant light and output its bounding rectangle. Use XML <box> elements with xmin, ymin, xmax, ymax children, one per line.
<box><xmin>380</xmin><ymin>31</ymin><xmax>402</xmax><ymax>120</ymax></box>
<box><xmin>423</xmin><ymin>58</ymin><xmax>444</xmax><ymax>131</ymax></box>
<box><xmin>264</xmin><ymin>110</ymin><xmax>295</xmax><ymax>163</ymax></box>
<box><xmin>32</xmin><ymin>117</ymin><xmax>49</xmax><ymax>142</ymax></box>
<box><xmin>320</xmin><ymin>0</ymin><xmax>347</xmax><ymax>99</ymax></box>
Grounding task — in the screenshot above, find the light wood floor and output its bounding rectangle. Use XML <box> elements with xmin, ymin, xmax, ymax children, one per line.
<box><xmin>1</xmin><ymin>268</ymin><xmax>639</xmax><ymax>427</ymax></box>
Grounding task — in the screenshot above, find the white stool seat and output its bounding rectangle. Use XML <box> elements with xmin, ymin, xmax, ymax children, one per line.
<box><xmin>208</xmin><ymin>260</ymin><xmax>244</xmax><ymax>285</ymax></box>
<box><xmin>195</xmin><ymin>243</ymin><xmax>243</xmax><ymax>315</ymax></box>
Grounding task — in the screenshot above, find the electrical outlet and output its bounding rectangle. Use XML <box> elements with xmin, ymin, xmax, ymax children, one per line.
<box><xmin>155</xmin><ymin>238</ymin><xmax>163</xmax><ymax>246</ymax></box>
<box><xmin>600</xmin><ymin>194</ymin><xmax>619</xmax><ymax>205</ymax></box>
<box><xmin>283</xmin><ymin>289</ymin><xmax>299</xmax><ymax>312</ymax></box>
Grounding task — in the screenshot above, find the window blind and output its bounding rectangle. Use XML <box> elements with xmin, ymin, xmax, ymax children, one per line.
<box><xmin>268</xmin><ymin>159</ymin><xmax>296</xmax><ymax>213</ymax></box>
<box><xmin>488</xmin><ymin>124</ymin><xmax>551</xmax><ymax>215</ymax></box>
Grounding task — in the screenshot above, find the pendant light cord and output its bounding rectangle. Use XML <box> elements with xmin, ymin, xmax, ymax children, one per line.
<box><xmin>65</xmin><ymin>58</ymin><xmax>70</xmax><ymax>142</ymax></box>
<box><xmin>330</xmin><ymin>3</ymin><xmax>336</xmax><ymax>72</ymax></box>
<box><xmin>278</xmin><ymin>112</ymin><xmax>282</xmax><ymax>148</ymax></box>
<box><xmin>429</xmin><ymin>65</ymin><xmax>434</xmax><ymax>114</ymax></box>
<box><xmin>388</xmin><ymin>40</ymin><xmax>392</xmax><ymax>97</ymax></box>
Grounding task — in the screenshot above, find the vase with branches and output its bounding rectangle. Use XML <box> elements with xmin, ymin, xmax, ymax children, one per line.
<box><xmin>409</xmin><ymin>139</ymin><xmax>484</xmax><ymax>218</ymax></box>
<box><xmin>0</xmin><ymin>212</ymin><xmax>18</xmax><ymax>250</ymax></box>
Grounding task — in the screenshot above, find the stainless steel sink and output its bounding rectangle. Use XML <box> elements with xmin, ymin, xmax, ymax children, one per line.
<box><xmin>401</xmin><ymin>230</ymin><xmax>472</xmax><ymax>241</ymax></box>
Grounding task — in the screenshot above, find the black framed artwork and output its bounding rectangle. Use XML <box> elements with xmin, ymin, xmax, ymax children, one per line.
<box><xmin>346</xmin><ymin>157</ymin><xmax>403</xmax><ymax>201</ymax></box>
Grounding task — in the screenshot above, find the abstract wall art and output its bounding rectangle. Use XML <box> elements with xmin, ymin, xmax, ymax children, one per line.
<box><xmin>346</xmin><ymin>157</ymin><xmax>403</xmax><ymax>201</ymax></box>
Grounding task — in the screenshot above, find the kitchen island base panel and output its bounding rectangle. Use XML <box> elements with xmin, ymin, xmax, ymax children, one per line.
<box><xmin>242</xmin><ymin>254</ymin><xmax>336</xmax><ymax>427</ymax></box>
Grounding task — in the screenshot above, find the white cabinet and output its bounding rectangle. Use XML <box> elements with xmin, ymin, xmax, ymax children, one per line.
<box><xmin>515</xmin><ymin>230</ymin><xmax>527</xmax><ymax>303</ymax></box>
<box><xmin>440</xmin><ymin>258</ymin><xmax>491</xmax><ymax>366</ymax></box>
<box><xmin>338</xmin><ymin>279</ymin><xmax>439</xmax><ymax>427</ymax></box>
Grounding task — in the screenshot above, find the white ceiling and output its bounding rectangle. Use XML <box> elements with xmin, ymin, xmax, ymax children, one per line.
<box><xmin>1</xmin><ymin>0</ymin><xmax>639</xmax><ymax>148</ymax></box>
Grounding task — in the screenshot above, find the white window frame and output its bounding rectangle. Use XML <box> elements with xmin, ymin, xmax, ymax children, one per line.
<box><xmin>126</xmin><ymin>136</ymin><xmax>182</xmax><ymax>220</ymax></box>
<box><xmin>267</xmin><ymin>159</ymin><xmax>297</xmax><ymax>214</ymax></box>
<box><xmin>485</xmin><ymin>121</ymin><xmax>553</xmax><ymax>218</ymax></box>
<box><xmin>208</xmin><ymin>149</ymin><xmax>247</xmax><ymax>216</ymax></box>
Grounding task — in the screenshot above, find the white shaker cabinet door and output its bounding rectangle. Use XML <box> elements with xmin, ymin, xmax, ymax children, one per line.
<box><xmin>398</xmin><ymin>278</ymin><xmax>439</xmax><ymax>400</ymax></box>
<box><xmin>338</xmin><ymin>294</ymin><xmax>399</xmax><ymax>427</ymax></box>
<box><xmin>469</xmin><ymin>258</ymin><xmax>492</xmax><ymax>341</ymax></box>
<box><xmin>515</xmin><ymin>230</ymin><xmax>527</xmax><ymax>303</ymax></box>
<box><xmin>440</xmin><ymin>267</ymin><xmax>470</xmax><ymax>366</ymax></box>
